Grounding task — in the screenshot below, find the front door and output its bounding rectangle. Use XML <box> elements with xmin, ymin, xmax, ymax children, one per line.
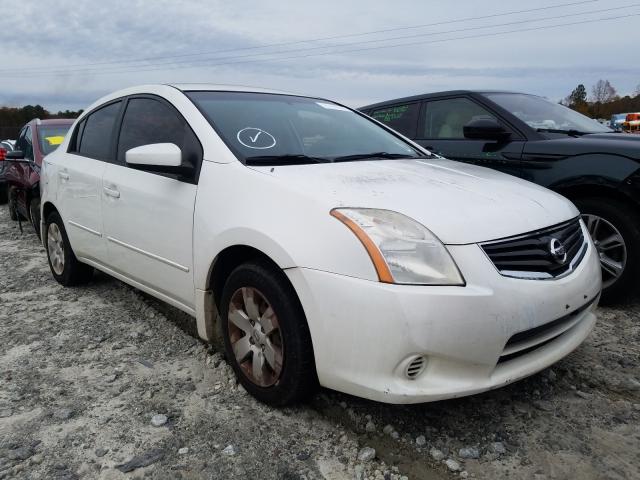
<box><xmin>416</xmin><ymin>97</ymin><xmax>524</xmax><ymax>178</ymax></box>
<box><xmin>101</xmin><ymin>96</ymin><xmax>202</xmax><ymax>309</ymax></box>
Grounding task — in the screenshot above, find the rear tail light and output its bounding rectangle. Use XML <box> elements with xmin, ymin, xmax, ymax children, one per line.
<box><xmin>0</xmin><ymin>148</ymin><xmax>6</xmax><ymax>161</ymax></box>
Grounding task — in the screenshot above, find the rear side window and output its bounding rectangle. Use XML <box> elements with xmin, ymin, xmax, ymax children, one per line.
<box><xmin>422</xmin><ymin>97</ymin><xmax>496</xmax><ymax>139</ymax></box>
<box><xmin>371</xmin><ymin>103</ymin><xmax>420</xmax><ymax>138</ymax></box>
<box><xmin>77</xmin><ymin>101</ymin><xmax>122</xmax><ymax>160</ymax></box>
<box><xmin>116</xmin><ymin>97</ymin><xmax>202</xmax><ymax>174</ymax></box>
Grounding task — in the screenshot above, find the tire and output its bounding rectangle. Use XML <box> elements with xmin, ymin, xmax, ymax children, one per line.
<box><xmin>0</xmin><ymin>183</ymin><xmax>7</xmax><ymax>204</ymax></box>
<box><xmin>574</xmin><ymin>197</ymin><xmax>640</xmax><ymax>304</ymax></box>
<box><xmin>45</xmin><ymin>211</ymin><xmax>94</xmax><ymax>286</ymax></box>
<box><xmin>219</xmin><ymin>260</ymin><xmax>317</xmax><ymax>406</ymax></box>
<box><xmin>29</xmin><ymin>197</ymin><xmax>41</xmax><ymax>239</ymax></box>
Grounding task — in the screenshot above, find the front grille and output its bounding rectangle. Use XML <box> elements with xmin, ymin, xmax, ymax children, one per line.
<box><xmin>481</xmin><ymin>218</ymin><xmax>587</xmax><ymax>279</ymax></box>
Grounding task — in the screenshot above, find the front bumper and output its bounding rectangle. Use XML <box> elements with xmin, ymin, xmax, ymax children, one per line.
<box><xmin>286</xmin><ymin>236</ymin><xmax>601</xmax><ymax>404</ymax></box>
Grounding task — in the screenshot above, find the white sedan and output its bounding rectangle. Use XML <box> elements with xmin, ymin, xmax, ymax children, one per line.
<box><xmin>40</xmin><ymin>84</ymin><xmax>601</xmax><ymax>405</ymax></box>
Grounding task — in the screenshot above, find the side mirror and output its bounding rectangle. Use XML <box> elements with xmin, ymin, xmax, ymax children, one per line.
<box><xmin>125</xmin><ymin>143</ymin><xmax>193</xmax><ymax>176</ymax></box>
<box><xmin>463</xmin><ymin>118</ymin><xmax>510</xmax><ymax>141</ymax></box>
<box><xmin>126</xmin><ymin>143</ymin><xmax>182</xmax><ymax>167</ymax></box>
<box><xmin>5</xmin><ymin>149</ymin><xmax>25</xmax><ymax>160</ymax></box>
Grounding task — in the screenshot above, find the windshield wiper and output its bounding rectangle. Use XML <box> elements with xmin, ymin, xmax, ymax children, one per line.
<box><xmin>332</xmin><ymin>152</ymin><xmax>420</xmax><ymax>162</ymax></box>
<box><xmin>245</xmin><ymin>154</ymin><xmax>331</xmax><ymax>166</ymax></box>
<box><xmin>536</xmin><ymin>128</ymin><xmax>588</xmax><ymax>136</ymax></box>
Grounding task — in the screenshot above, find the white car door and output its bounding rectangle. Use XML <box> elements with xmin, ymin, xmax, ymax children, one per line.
<box><xmin>101</xmin><ymin>96</ymin><xmax>202</xmax><ymax>311</ymax></box>
<box><xmin>53</xmin><ymin>101</ymin><xmax>123</xmax><ymax>263</ymax></box>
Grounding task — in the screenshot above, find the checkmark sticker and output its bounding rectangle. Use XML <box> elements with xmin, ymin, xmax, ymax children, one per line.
<box><xmin>237</xmin><ymin>127</ymin><xmax>277</xmax><ymax>149</ymax></box>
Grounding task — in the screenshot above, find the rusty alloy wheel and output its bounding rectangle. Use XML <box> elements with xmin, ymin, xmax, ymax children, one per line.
<box><xmin>227</xmin><ymin>287</ymin><xmax>284</xmax><ymax>387</ymax></box>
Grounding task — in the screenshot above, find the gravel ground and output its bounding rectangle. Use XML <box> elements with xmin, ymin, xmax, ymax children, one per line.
<box><xmin>0</xmin><ymin>206</ymin><xmax>638</xmax><ymax>480</ymax></box>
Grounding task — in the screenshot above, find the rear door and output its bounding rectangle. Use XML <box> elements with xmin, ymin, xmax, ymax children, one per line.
<box><xmin>101</xmin><ymin>96</ymin><xmax>202</xmax><ymax>309</ymax></box>
<box><xmin>54</xmin><ymin>100</ymin><xmax>123</xmax><ymax>262</ymax></box>
<box><xmin>416</xmin><ymin>96</ymin><xmax>524</xmax><ymax>177</ymax></box>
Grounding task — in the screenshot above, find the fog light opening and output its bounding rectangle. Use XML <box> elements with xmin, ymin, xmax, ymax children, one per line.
<box><xmin>405</xmin><ymin>355</ymin><xmax>427</xmax><ymax>380</ymax></box>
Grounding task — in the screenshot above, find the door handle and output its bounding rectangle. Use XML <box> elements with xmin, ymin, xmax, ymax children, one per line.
<box><xmin>103</xmin><ymin>186</ymin><xmax>120</xmax><ymax>199</ymax></box>
<box><xmin>58</xmin><ymin>171</ymin><xmax>70</xmax><ymax>180</ymax></box>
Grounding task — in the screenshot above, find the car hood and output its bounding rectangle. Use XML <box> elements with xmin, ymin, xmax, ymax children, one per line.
<box><xmin>254</xmin><ymin>158</ymin><xmax>578</xmax><ymax>244</ymax></box>
<box><xmin>526</xmin><ymin>133</ymin><xmax>640</xmax><ymax>160</ymax></box>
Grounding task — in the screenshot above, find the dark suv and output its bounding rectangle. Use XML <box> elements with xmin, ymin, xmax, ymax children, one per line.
<box><xmin>4</xmin><ymin>118</ymin><xmax>73</xmax><ymax>236</ymax></box>
<box><xmin>360</xmin><ymin>91</ymin><xmax>640</xmax><ymax>303</ymax></box>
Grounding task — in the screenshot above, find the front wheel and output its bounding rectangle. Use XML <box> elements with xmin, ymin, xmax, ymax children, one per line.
<box><xmin>574</xmin><ymin>197</ymin><xmax>640</xmax><ymax>304</ymax></box>
<box><xmin>220</xmin><ymin>260</ymin><xmax>317</xmax><ymax>406</ymax></box>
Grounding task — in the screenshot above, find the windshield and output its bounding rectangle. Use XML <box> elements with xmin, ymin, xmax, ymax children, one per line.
<box><xmin>39</xmin><ymin>125</ymin><xmax>72</xmax><ymax>155</ymax></box>
<box><xmin>485</xmin><ymin>93</ymin><xmax>612</xmax><ymax>134</ymax></box>
<box><xmin>186</xmin><ymin>91</ymin><xmax>423</xmax><ymax>164</ymax></box>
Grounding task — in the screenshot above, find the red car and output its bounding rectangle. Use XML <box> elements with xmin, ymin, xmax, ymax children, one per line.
<box><xmin>4</xmin><ymin>118</ymin><xmax>74</xmax><ymax>236</ymax></box>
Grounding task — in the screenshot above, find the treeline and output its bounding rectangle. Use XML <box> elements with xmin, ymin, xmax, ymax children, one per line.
<box><xmin>562</xmin><ymin>80</ymin><xmax>640</xmax><ymax>119</ymax></box>
<box><xmin>0</xmin><ymin>105</ymin><xmax>83</xmax><ymax>139</ymax></box>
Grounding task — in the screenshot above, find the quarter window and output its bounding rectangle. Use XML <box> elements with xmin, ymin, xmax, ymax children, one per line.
<box><xmin>422</xmin><ymin>98</ymin><xmax>496</xmax><ymax>139</ymax></box>
<box><xmin>371</xmin><ymin>103</ymin><xmax>420</xmax><ymax>138</ymax></box>
<box><xmin>77</xmin><ymin>101</ymin><xmax>122</xmax><ymax>160</ymax></box>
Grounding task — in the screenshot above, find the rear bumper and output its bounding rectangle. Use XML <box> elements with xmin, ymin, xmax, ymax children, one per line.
<box><xmin>286</xmin><ymin>237</ymin><xmax>601</xmax><ymax>404</ymax></box>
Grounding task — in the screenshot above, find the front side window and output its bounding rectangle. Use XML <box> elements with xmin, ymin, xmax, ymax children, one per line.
<box><xmin>371</xmin><ymin>103</ymin><xmax>420</xmax><ymax>138</ymax></box>
<box><xmin>423</xmin><ymin>98</ymin><xmax>497</xmax><ymax>139</ymax></box>
<box><xmin>186</xmin><ymin>91</ymin><xmax>422</xmax><ymax>165</ymax></box>
<box><xmin>38</xmin><ymin>125</ymin><xmax>72</xmax><ymax>155</ymax></box>
<box><xmin>485</xmin><ymin>93</ymin><xmax>611</xmax><ymax>134</ymax></box>
<box><xmin>78</xmin><ymin>101</ymin><xmax>122</xmax><ymax>160</ymax></box>
<box><xmin>117</xmin><ymin>97</ymin><xmax>200</xmax><ymax>168</ymax></box>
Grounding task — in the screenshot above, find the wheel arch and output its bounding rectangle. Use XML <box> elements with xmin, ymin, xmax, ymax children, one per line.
<box><xmin>42</xmin><ymin>200</ymin><xmax>59</xmax><ymax>222</ymax></box>
<box><xmin>195</xmin><ymin>243</ymin><xmax>310</xmax><ymax>349</ymax></box>
<box><xmin>553</xmin><ymin>182</ymin><xmax>640</xmax><ymax>212</ymax></box>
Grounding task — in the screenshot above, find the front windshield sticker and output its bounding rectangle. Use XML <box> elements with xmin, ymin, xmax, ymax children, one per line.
<box><xmin>236</xmin><ymin>127</ymin><xmax>277</xmax><ymax>149</ymax></box>
<box><xmin>316</xmin><ymin>102</ymin><xmax>349</xmax><ymax>112</ymax></box>
<box><xmin>44</xmin><ymin>135</ymin><xmax>65</xmax><ymax>146</ymax></box>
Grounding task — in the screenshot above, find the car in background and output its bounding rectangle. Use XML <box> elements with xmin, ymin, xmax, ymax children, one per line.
<box><xmin>611</xmin><ymin>113</ymin><xmax>630</xmax><ymax>132</ymax></box>
<box><xmin>360</xmin><ymin>91</ymin><xmax>640</xmax><ymax>303</ymax></box>
<box><xmin>0</xmin><ymin>140</ymin><xmax>14</xmax><ymax>203</ymax></box>
<box><xmin>2</xmin><ymin>139</ymin><xmax>16</xmax><ymax>150</ymax></box>
<box><xmin>40</xmin><ymin>84</ymin><xmax>600</xmax><ymax>406</ymax></box>
<box><xmin>4</xmin><ymin>118</ymin><xmax>73</xmax><ymax>236</ymax></box>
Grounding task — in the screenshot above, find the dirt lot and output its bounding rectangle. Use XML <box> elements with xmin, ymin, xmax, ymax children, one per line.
<box><xmin>1</xmin><ymin>207</ymin><xmax>638</xmax><ymax>480</ymax></box>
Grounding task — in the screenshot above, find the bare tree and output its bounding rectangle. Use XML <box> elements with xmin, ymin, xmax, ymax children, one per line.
<box><xmin>591</xmin><ymin>80</ymin><xmax>617</xmax><ymax>116</ymax></box>
<box><xmin>635</xmin><ymin>83</ymin><xmax>640</xmax><ymax>97</ymax></box>
<box><xmin>591</xmin><ymin>80</ymin><xmax>617</xmax><ymax>104</ymax></box>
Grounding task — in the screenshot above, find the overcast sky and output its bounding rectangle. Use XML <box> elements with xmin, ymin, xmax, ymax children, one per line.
<box><xmin>0</xmin><ymin>0</ymin><xmax>638</xmax><ymax>111</ymax></box>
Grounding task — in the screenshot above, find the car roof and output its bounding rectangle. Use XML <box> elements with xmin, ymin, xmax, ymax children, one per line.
<box><xmin>360</xmin><ymin>90</ymin><xmax>530</xmax><ymax>110</ymax></box>
<box><xmin>79</xmin><ymin>84</ymin><xmax>321</xmax><ymax>122</ymax></box>
<box><xmin>37</xmin><ymin>118</ymin><xmax>75</xmax><ymax>126</ymax></box>
<box><xmin>169</xmin><ymin>83</ymin><xmax>295</xmax><ymax>96</ymax></box>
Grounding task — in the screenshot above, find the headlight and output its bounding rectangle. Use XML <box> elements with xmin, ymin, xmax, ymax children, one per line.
<box><xmin>331</xmin><ymin>208</ymin><xmax>464</xmax><ymax>285</ymax></box>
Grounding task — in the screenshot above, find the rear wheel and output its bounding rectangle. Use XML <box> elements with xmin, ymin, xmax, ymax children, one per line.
<box><xmin>219</xmin><ymin>260</ymin><xmax>317</xmax><ymax>406</ymax></box>
<box><xmin>574</xmin><ymin>197</ymin><xmax>640</xmax><ymax>304</ymax></box>
<box><xmin>45</xmin><ymin>211</ymin><xmax>94</xmax><ymax>286</ymax></box>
